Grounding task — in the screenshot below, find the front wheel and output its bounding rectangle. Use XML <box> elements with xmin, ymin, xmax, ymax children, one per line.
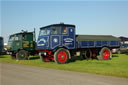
<box><xmin>97</xmin><ymin>47</ymin><xmax>112</xmax><ymax>60</ymax></box>
<box><xmin>54</xmin><ymin>48</ymin><xmax>70</xmax><ymax>64</ymax></box>
<box><xmin>16</xmin><ymin>50</ymin><xmax>28</xmax><ymax>60</ymax></box>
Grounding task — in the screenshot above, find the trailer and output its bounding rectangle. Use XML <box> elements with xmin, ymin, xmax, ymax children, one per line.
<box><xmin>7</xmin><ymin>31</ymin><xmax>37</xmax><ymax>60</ymax></box>
<box><xmin>37</xmin><ymin>23</ymin><xmax>120</xmax><ymax>64</ymax></box>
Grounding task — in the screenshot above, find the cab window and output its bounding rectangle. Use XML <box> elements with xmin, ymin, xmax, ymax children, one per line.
<box><xmin>62</xmin><ymin>28</ymin><xmax>67</xmax><ymax>34</ymax></box>
<box><xmin>15</xmin><ymin>36</ymin><xmax>19</xmax><ymax>40</ymax></box>
<box><xmin>40</xmin><ymin>29</ymin><xmax>47</xmax><ymax>35</ymax></box>
<box><xmin>22</xmin><ymin>34</ymin><xmax>26</xmax><ymax>40</ymax></box>
<box><xmin>9</xmin><ymin>36</ymin><xmax>15</xmax><ymax>41</ymax></box>
<box><xmin>15</xmin><ymin>35</ymin><xmax>21</xmax><ymax>41</ymax></box>
<box><xmin>51</xmin><ymin>27</ymin><xmax>60</xmax><ymax>35</ymax></box>
<box><xmin>40</xmin><ymin>28</ymin><xmax>50</xmax><ymax>36</ymax></box>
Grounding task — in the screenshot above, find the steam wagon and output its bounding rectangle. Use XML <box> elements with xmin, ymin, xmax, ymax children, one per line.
<box><xmin>7</xmin><ymin>31</ymin><xmax>37</xmax><ymax>60</ymax></box>
<box><xmin>37</xmin><ymin>23</ymin><xmax>120</xmax><ymax>64</ymax></box>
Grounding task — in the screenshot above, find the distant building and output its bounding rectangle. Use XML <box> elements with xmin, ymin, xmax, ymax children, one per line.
<box><xmin>119</xmin><ymin>37</ymin><xmax>128</xmax><ymax>44</ymax></box>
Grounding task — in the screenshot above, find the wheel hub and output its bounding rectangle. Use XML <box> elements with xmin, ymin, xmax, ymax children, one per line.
<box><xmin>58</xmin><ymin>51</ymin><xmax>67</xmax><ymax>63</ymax></box>
<box><xmin>61</xmin><ymin>56</ymin><xmax>64</xmax><ymax>59</ymax></box>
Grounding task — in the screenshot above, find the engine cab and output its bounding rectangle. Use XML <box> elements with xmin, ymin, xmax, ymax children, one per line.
<box><xmin>37</xmin><ymin>23</ymin><xmax>75</xmax><ymax>50</ymax></box>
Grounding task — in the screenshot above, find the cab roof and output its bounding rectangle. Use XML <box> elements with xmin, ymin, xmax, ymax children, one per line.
<box><xmin>10</xmin><ymin>32</ymin><xmax>33</xmax><ymax>37</ymax></box>
<box><xmin>40</xmin><ymin>23</ymin><xmax>75</xmax><ymax>30</ymax></box>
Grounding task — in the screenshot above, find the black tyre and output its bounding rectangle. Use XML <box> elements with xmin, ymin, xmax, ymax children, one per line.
<box><xmin>16</xmin><ymin>50</ymin><xmax>28</xmax><ymax>60</ymax></box>
<box><xmin>97</xmin><ymin>47</ymin><xmax>112</xmax><ymax>60</ymax></box>
<box><xmin>54</xmin><ymin>48</ymin><xmax>70</xmax><ymax>64</ymax></box>
<box><xmin>82</xmin><ymin>49</ymin><xmax>92</xmax><ymax>59</ymax></box>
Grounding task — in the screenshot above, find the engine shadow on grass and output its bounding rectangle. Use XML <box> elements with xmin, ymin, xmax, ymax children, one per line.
<box><xmin>126</xmin><ymin>53</ymin><xmax>128</xmax><ymax>55</ymax></box>
<box><xmin>70</xmin><ymin>56</ymin><xmax>91</xmax><ymax>62</ymax></box>
<box><xmin>70</xmin><ymin>55</ymin><xmax>117</xmax><ymax>63</ymax></box>
<box><xmin>29</xmin><ymin>56</ymin><xmax>40</xmax><ymax>60</ymax></box>
<box><xmin>0</xmin><ymin>55</ymin><xmax>6</xmax><ymax>58</ymax></box>
<box><xmin>0</xmin><ymin>56</ymin><xmax>6</xmax><ymax>58</ymax></box>
<box><xmin>112</xmin><ymin>55</ymin><xmax>119</xmax><ymax>57</ymax></box>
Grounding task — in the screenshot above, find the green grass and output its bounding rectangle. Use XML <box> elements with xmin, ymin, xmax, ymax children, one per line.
<box><xmin>0</xmin><ymin>54</ymin><xmax>128</xmax><ymax>78</ymax></box>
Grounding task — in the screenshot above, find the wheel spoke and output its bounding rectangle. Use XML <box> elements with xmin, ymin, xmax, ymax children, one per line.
<box><xmin>58</xmin><ymin>51</ymin><xmax>67</xmax><ymax>63</ymax></box>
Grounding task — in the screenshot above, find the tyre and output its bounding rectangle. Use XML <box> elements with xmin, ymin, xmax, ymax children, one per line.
<box><xmin>82</xmin><ymin>49</ymin><xmax>92</xmax><ymax>59</ymax></box>
<box><xmin>97</xmin><ymin>47</ymin><xmax>112</xmax><ymax>60</ymax></box>
<box><xmin>16</xmin><ymin>50</ymin><xmax>28</xmax><ymax>60</ymax></box>
<box><xmin>54</xmin><ymin>48</ymin><xmax>70</xmax><ymax>64</ymax></box>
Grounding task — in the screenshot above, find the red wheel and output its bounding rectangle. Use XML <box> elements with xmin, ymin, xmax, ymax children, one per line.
<box><xmin>58</xmin><ymin>51</ymin><xmax>68</xmax><ymax>63</ymax></box>
<box><xmin>54</xmin><ymin>48</ymin><xmax>70</xmax><ymax>64</ymax></box>
<box><xmin>103</xmin><ymin>49</ymin><xmax>109</xmax><ymax>59</ymax></box>
<box><xmin>97</xmin><ymin>47</ymin><xmax>112</xmax><ymax>60</ymax></box>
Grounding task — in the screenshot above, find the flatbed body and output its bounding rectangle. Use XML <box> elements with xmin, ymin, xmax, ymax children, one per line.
<box><xmin>76</xmin><ymin>35</ymin><xmax>120</xmax><ymax>49</ymax></box>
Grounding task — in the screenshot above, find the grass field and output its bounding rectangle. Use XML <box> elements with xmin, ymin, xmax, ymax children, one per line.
<box><xmin>0</xmin><ymin>54</ymin><xmax>128</xmax><ymax>78</ymax></box>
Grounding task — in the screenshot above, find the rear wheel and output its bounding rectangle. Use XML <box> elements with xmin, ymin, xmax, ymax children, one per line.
<box><xmin>82</xmin><ymin>49</ymin><xmax>92</xmax><ymax>59</ymax></box>
<box><xmin>97</xmin><ymin>47</ymin><xmax>112</xmax><ymax>60</ymax></box>
<box><xmin>54</xmin><ymin>48</ymin><xmax>70</xmax><ymax>64</ymax></box>
<box><xmin>16</xmin><ymin>50</ymin><xmax>28</xmax><ymax>60</ymax></box>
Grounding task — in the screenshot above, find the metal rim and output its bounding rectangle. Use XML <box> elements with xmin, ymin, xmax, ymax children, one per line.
<box><xmin>58</xmin><ymin>51</ymin><xmax>67</xmax><ymax>63</ymax></box>
<box><xmin>18</xmin><ymin>51</ymin><xmax>25</xmax><ymax>59</ymax></box>
<box><xmin>103</xmin><ymin>49</ymin><xmax>109</xmax><ymax>59</ymax></box>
